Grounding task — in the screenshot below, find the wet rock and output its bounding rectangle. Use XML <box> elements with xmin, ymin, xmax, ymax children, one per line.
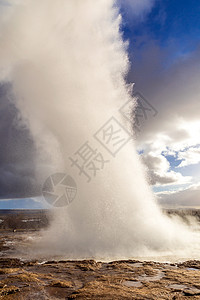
<box><xmin>183</xmin><ymin>287</ymin><xmax>200</xmax><ymax>296</ymax></box>
<box><xmin>178</xmin><ymin>260</ymin><xmax>200</xmax><ymax>270</ymax></box>
<box><xmin>49</xmin><ymin>280</ymin><xmax>72</xmax><ymax>288</ymax></box>
<box><xmin>0</xmin><ymin>285</ymin><xmax>20</xmax><ymax>296</ymax></box>
<box><xmin>76</xmin><ymin>260</ymin><xmax>102</xmax><ymax>271</ymax></box>
<box><xmin>0</xmin><ymin>258</ymin><xmax>22</xmax><ymax>268</ymax></box>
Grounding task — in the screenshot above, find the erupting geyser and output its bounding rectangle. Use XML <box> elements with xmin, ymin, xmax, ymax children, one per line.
<box><xmin>0</xmin><ymin>0</ymin><xmax>199</xmax><ymax>260</ymax></box>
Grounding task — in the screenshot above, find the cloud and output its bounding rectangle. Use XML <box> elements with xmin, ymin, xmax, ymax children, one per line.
<box><xmin>131</xmin><ymin>44</ymin><xmax>200</xmax><ymax>148</ymax></box>
<box><xmin>177</xmin><ymin>146</ymin><xmax>200</xmax><ymax>167</ymax></box>
<box><xmin>118</xmin><ymin>0</ymin><xmax>155</xmax><ymax>23</ymax></box>
<box><xmin>157</xmin><ymin>183</ymin><xmax>200</xmax><ymax>208</ymax></box>
<box><xmin>141</xmin><ymin>151</ymin><xmax>191</xmax><ymax>186</ymax></box>
<box><xmin>121</xmin><ymin>0</ymin><xmax>155</xmax><ymax>16</ymax></box>
<box><xmin>127</xmin><ymin>34</ymin><xmax>200</xmax><ymax>193</ymax></box>
<box><xmin>136</xmin><ymin>120</ymin><xmax>200</xmax><ymax>187</ymax></box>
<box><xmin>0</xmin><ymin>84</ymin><xmax>40</xmax><ymax>199</ymax></box>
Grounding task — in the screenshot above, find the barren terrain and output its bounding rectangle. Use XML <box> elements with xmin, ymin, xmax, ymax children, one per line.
<box><xmin>0</xmin><ymin>210</ymin><xmax>200</xmax><ymax>299</ymax></box>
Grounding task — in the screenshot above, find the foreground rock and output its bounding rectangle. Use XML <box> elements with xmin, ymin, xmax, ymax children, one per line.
<box><xmin>0</xmin><ymin>258</ymin><xmax>200</xmax><ymax>299</ymax></box>
<box><xmin>0</xmin><ymin>230</ymin><xmax>200</xmax><ymax>299</ymax></box>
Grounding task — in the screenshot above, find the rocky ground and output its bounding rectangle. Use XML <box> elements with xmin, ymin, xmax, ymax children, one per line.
<box><xmin>1</xmin><ymin>256</ymin><xmax>200</xmax><ymax>299</ymax></box>
<box><xmin>1</xmin><ymin>209</ymin><xmax>200</xmax><ymax>300</ymax></box>
<box><xmin>0</xmin><ymin>231</ymin><xmax>200</xmax><ymax>299</ymax></box>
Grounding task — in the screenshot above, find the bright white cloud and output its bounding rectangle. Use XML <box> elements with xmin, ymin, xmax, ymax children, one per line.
<box><xmin>157</xmin><ymin>183</ymin><xmax>200</xmax><ymax>207</ymax></box>
<box><xmin>137</xmin><ymin>120</ymin><xmax>200</xmax><ymax>189</ymax></box>
<box><xmin>177</xmin><ymin>146</ymin><xmax>200</xmax><ymax>167</ymax></box>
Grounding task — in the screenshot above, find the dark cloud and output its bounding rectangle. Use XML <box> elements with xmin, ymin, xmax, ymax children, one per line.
<box><xmin>0</xmin><ymin>84</ymin><xmax>40</xmax><ymax>199</ymax></box>
<box><xmin>128</xmin><ymin>40</ymin><xmax>200</xmax><ymax>144</ymax></box>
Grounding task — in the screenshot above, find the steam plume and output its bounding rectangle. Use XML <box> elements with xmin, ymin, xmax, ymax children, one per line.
<box><xmin>0</xmin><ymin>0</ymin><xmax>199</xmax><ymax>260</ymax></box>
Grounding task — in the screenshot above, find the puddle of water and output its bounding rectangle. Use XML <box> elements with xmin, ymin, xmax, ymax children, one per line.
<box><xmin>4</xmin><ymin>241</ymin><xmax>14</xmax><ymax>245</ymax></box>
<box><xmin>168</xmin><ymin>284</ymin><xmax>200</xmax><ymax>295</ymax></box>
<box><xmin>37</xmin><ymin>261</ymin><xmax>48</xmax><ymax>265</ymax></box>
<box><xmin>123</xmin><ymin>281</ymin><xmax>143</xmax><ymax>288</ymax></box>
<box><xmin>138</xmin><ymin>271</ymin><xmax>164</xmax><ymax>282</ymax></box>
<box><xmin>127</xmin><ymin>263</ymin><xmax>143</xmax><ymax>268</ymax></box>
<box><xmin>73</xmin><ymin>279</ymin><xmax>84</xmax><ymax>290</ymax></box>
<box><xmin>168</xmin><ymin>284</ymin><xmax>188</xmax><ymax>290</ymax></box>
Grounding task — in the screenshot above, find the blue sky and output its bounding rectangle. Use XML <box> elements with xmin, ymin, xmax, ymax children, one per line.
<box><xmin>0</xmin><ymin>197</ymin><xmax>47</xmax><ymax>209</ymax></box>
<box><xmin>122</xmin><ymin>0</ymin><xmax>200</xmax><ymax>65</ymax></box>
<box><xmin>132</xmin><ymin>0</ymin><xmax>200</xmax><ymax>44</ymax></box>
<box><xmin>0</xmin><ymin>0</ymin><xmax>200</xmax><ymax>209</ymax></box>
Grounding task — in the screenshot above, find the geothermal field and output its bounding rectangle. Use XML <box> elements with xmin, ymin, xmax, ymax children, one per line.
<box><xmin>0</xmin><ymin>209</ymin><xmax>200</xmax><ymax>299</ymax></box>
<box><xmin>0</xmin><ymin>0</ymin><xmax>200</xmax><ymax>299</ymax></box>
